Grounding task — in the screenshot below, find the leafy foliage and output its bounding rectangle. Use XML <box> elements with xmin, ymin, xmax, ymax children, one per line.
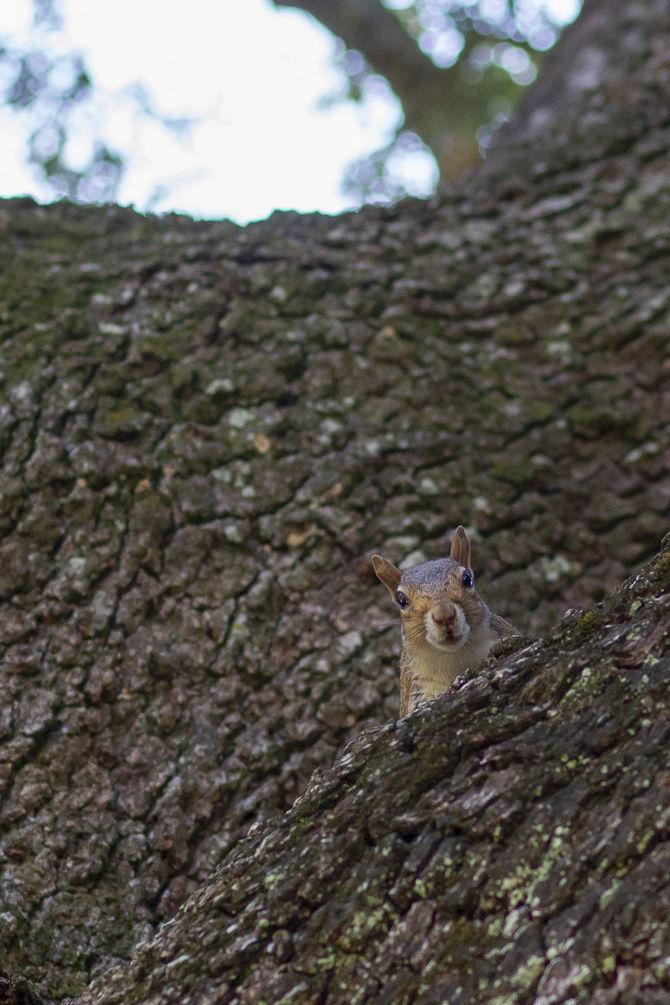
<box><xmin>0</xmin><ymin>0</ymin><xmax>190</xmax><ymax>203</ymax></box>
<box><xmin>0</xmin><ymin>0</ymin><xmax>580</xmax><ymax>206</ymax></box>
<box><xmin>338</xmin><ymin>0</ymin><xmax>581</xmax><ymax>199</ymax></box>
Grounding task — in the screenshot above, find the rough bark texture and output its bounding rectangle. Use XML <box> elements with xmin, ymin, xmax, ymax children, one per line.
<box><xmin>495</xmin><ymin>0</ymin><xmax>666</xmax><ymax>150</ymax></box>
<box><xmin>0</xmin><ymin>968</ymin><xmax>43</xmax><ymax>1005</ymax></box>
<box><xmin>80</xmin><ymin>536</ymin><xmax>670</xmax><ymax>1005</ymax></box>
<box><xmin>0</xmin><ymin>0</ymin><xmax>669</xmax><ymax>1000</ymax></box>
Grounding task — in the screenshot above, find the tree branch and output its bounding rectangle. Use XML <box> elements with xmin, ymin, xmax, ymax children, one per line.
<box><xmin>273</xmin><ymin>0</ymin><xmax>480</xmax><ymax>175</ymax></box>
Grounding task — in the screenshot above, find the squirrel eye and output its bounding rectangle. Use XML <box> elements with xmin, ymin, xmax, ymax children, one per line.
<box><xmin>462</xmin><ymin>570</ymin><xmax>474</xmax><ymax>589</ymax></box>
<box><xmin>396</xmin><ymin>589</ymin><xmax>410</xmax><ymax>609</ymax></box>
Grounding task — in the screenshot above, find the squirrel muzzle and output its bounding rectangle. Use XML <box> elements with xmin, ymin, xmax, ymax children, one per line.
<box><xmin>424</xmin><ymin>598</ymin><xmax>470</xmax><ymax>651</ymax></box>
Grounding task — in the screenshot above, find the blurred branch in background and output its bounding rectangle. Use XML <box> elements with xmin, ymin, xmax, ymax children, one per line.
<box><xmin>0</xmin><ymin>0</ymin><xmax>580</xmax><ymax>210</ymax></box>
<box><xmin>274</xmin><ymin>0</ymin><xmax>580</xmax><ymax>200</ymax></box>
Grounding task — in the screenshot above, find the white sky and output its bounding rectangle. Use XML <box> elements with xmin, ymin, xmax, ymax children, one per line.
<box><xmin>0</xmin><ymin>0</ymin><xmax>580</xmax><ymax>224</ymax></box>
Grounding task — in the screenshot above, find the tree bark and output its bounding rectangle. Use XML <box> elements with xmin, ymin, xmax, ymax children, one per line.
<box><xmin>493</xmin><ymin>0</ymin><xmax>667</xmax><ymax>150</ymax></box>
<box><xmin>0</xmin><ymin>0</ymin><xmax>669</xmax><ymax>1000</ymax></box>
<box><xmin>79</xmin><ymin>536</ymin><xmax>670</xmax><ymax>1004</ymax></box>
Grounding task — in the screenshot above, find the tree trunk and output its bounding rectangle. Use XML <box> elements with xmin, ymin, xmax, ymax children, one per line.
<box><xmin>0</xmin><ymin>0</ymin><xmax>669</xmax><ymax>1000</ymax></box>
<box><xmin>79</xmin><ymin>536</ymin><xmax>670</xmax><ymax>1004</ymax></box>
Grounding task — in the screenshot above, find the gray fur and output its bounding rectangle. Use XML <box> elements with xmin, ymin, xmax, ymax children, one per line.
<box><xmin>401</xmin><ymin>557</ymin><xmax>460</xmax><ymax>591</ymax></box>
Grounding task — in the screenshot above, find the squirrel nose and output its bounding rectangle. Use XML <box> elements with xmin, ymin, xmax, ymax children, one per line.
<box><xmin>432</xmin><ymin>602</ymin><xmax>456</xmax><ymax>627</ymax></box>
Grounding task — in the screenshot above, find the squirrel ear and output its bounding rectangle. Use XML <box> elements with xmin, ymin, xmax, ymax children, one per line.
<box><xmin>371</xmin><ymin>554</ymin><xmax>402</xmax><ymax>598</ymax></box>
<box><xmin>449</xmin><ymin>526</ymin><xmax>471</xmax><ymax>568</ymax></box>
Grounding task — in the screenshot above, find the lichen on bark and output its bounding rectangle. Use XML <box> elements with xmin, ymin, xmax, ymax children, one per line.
<box><xmin>79</xmin><ymin>535</ymin><xmax>670</xmax><ymax>1004</ymax></box>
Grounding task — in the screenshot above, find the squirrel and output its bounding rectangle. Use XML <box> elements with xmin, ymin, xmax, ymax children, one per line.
<box><xmin>372</xmin><ymin>526</ymin><xmax>519</xmax><ymax>717</ymax></box>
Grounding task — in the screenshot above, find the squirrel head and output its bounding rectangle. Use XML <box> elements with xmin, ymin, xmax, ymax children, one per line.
<box><xmin>371</xmin><ymin>526</ymin><xmax>487</xmax><ymax>653</ymax></box>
